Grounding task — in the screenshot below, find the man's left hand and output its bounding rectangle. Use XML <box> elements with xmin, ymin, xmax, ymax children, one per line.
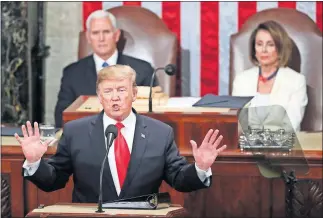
<box><xmin>190</xmin><ymin>129</ymin><xmax>227</xmax><ymax>171</ymax></box>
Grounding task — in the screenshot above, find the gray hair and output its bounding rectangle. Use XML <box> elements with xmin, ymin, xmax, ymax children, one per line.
<box><xmin>86</xmin><ymin>10</ymin><xmax>117</xmax><ymax>31</ymax></box>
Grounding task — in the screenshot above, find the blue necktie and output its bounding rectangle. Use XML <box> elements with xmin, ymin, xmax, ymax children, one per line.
<box><xmin>102</xmin><ymin>62</ymin><xmax>109</xmax><ymax>68</ymax></box>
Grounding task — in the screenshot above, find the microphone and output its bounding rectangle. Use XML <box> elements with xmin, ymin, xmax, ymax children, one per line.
<box><xmin>96</xmin><ymin>124</ymin><xmax>118</xmax><ymax>213</ymax></box>
<box><xmin>149</xmin><ymin>64</ymin><xmax>176</xmax><ymax>112</ymax></box>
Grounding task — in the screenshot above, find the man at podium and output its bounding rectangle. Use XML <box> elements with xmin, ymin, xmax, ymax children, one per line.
<box><xmin>15</xmin><ymin>65</ymin><xmax>227</xmax><ymax>203</ymax></box>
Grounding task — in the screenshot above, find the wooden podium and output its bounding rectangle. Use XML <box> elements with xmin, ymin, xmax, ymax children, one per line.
<box><xmin>26</xmin><ymin>203</ymin><xmax>187</xmax><ymax>217</ymax></box>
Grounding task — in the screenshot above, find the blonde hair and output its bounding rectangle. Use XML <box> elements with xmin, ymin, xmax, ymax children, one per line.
<box><xmin>96</xmin><ymin>65</ymin><xmax>137</xmax><ymax>90</ymax></box>
<box><xmin>249</xmin><ymin>20</ymin><xmax>292</xmax><ymax>67</ymax></box>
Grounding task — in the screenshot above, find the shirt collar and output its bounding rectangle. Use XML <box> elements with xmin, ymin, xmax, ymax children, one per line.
<box><xmin>93</xmin><ymin>49</ymin><xmax>119</xmax><ymax>73</ymax></box>
<box><xmin>103</xmin><ymin>110</ymin><xmax>136</xmax><ymax>131</ymax></box>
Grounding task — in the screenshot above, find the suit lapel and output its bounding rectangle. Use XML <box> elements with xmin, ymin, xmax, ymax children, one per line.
<box><xmin>118</xmin><ymin>113</ymin><xmax>148</xmax><ymax>199</ymax></box>
<box><xmin>270</xmin><ymin>68</ymin><xmax>283</xmax><ymax>105</ymax></box>
<box><xmin>89</xmin><ymin>111</ymin><xmax>118</xmax><ymax>199</ymax></box>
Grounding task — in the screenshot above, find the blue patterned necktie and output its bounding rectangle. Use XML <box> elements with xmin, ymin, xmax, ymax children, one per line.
<box><xmin>102</xmin><ymin>62</ymin><xmax>109</xmax><ymax>68</ymax></box>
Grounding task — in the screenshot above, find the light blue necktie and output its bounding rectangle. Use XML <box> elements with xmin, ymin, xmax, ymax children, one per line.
<box><xmin>102</xmin><ymin>62</ymin><xmax>109</xmax><ymax>68</ymax></box>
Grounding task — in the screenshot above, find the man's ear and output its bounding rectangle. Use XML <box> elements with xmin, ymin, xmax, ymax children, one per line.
<box><xmin>132</xmin><ymin>86</ymin><xmax>138</xmax><ymax>102</ymax></box>
<box><xmin>114</xmin><ymin>29</ymin><xmax>121</xmax><ymax>43</ymax></box>
<box><xmin>97</xmin><ymin>90</ymin><xmax>103</xmax><ymax>104</ymax></box>
<box><xmin>86</xmin><ymin>30</ymin><xmax>91</xmax><ymax>45</ymax></box>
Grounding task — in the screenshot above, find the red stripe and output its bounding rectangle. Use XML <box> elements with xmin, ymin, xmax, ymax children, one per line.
<box><xmin>317</xmin><ymin>1</ymin><xmax>323</xmax><ymax>32</ymax></box>
<box><xmin>82</xmin><ymin>2</ymin><xmax>102</xmax><ymax>30</ymax></box>
<box><xmin>200</xmin><ymin>2</ymin><xmax>219</xmax><ymax>95</ymax></box>
<box><xmin>278</xmin><ymin>1</ymin><xmax>296</xmax><ymax>9</ymax></box>
<box><xmin>162</xmin><ymin>2</ymin><xmax>181</xmax><ymax>96</ymax></box>
<box><xmin>123</xmin><ymin>1</ymin><xmax>141</xmax><ymax>6</ymax></box>
<box><xmin>238</xmin><ymin>2</ymin><xmax>257</xmax><ymax>30</ymax></box>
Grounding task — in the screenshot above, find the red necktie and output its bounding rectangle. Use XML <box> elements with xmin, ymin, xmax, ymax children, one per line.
<box><xmin>114</xmin><ymin>122</ymin><xmax>130</xmax><ymax>189</ymax></box>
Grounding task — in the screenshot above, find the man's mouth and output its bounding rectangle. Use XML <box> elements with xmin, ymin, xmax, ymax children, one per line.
<box><xmin>112</xmin><ymin>104</ymin><xmax>120</xmax><ymax>111</ymax></box>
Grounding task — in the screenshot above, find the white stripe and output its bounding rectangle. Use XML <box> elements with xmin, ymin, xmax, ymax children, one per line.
<box><xmin>102</xmin><ymin>1</ymin><xmax>123</xmax><ymax>10</ymax></box>
<box><xmin>257</xmin><ymin>1</ymin><xmax>278</xmax><ymax>11</ymax></box>
<box><xmin>181</xmin><ymin>2</ymin><xmax>201</xmax><ymax>97</ymax></box>
<box><xmin>141</xmin><ymin>2</ymin><xmax>162</xmax><ymax>18</ymax></box>
<box><xmin>219</xmin><ymin>2</ymin><xmax>238</xmax><ymax>95</ymax></box>
<box><xmin>296</xmin><ymin>1</ymin><xmax>316</xmax><ymax>22</ymax></box>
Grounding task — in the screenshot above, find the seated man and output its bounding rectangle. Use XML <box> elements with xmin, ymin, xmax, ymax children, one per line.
<box><xmin>16</xmin><ymin>65</ymin><xmax>227</xmax><ymax>203</ymax></box>
<box><xmin>54</xmin><ymin>10</ymin><xmax>157</xmax><ymax>128</ymax></box>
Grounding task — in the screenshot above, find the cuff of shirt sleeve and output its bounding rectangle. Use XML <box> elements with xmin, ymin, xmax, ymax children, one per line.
<box><xmin>23</xmin><ymin>159</ymin><xmax>41</xmax><ymax>176</ymax></box>
<box><xmin>195</xmin><ymin>163</ymin><xmax>212</xmax><ymax>185</ymax></box>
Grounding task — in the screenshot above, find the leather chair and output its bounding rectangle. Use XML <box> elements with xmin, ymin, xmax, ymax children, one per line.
<box><xmin>229</xmin><ymin>8</ymin><xmax>322</xmax><ymax>131</ymax></box>
<box><xmin>78</xmin><ymin>6</ymin><xmax>177</xmax><ymax>97</ymax></box>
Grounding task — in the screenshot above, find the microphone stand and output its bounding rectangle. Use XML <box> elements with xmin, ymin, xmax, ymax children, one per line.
<box><xmin>96</xmin><ymin>138</ymin><xmax>114</xmax><ymax>213</ymax></box>
<box><xmin>149</xmin><ymin>67</ymin><xmax>164</xmax><ymax>113</ymax></box>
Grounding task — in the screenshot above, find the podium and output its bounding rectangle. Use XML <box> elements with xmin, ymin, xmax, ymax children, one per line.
<box><xmin>26</xmin><ymin>203</ymin><xmax>188</xmax><ymax>217</ymax></box>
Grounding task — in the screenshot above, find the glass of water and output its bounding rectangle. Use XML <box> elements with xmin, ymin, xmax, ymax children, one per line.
<box><xmin>39</xmin><ymin>124</ymin><xmax>56</xmax><ymax>145</ymax></box>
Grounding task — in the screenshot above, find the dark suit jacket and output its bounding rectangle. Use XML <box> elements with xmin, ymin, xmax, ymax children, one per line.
<box><xmin>25</xmin><ymin>110</ymin><xmax>209</xmax><ymax>203</ymax></box>
<box><xmin>54</xmin><ymin>54</ymin><xmax>157</xmax><ymax>128</ymax></box>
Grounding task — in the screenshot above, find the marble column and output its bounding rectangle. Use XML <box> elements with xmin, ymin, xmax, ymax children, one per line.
<box><xmin>1</xmin><ymin>1</ymin><xmax>29</xmax><ymax>125</ymax></box>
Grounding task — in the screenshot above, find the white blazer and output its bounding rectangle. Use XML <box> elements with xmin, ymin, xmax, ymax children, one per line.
<box><xmin>232</xmin><ymin>66</ymin><xmax>308</xmax><ymax>132</ymax></box>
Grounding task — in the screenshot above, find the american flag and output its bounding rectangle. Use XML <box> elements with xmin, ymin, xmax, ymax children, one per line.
<box><xmin>83</xmin><ymin>1</ymin><xmax>322</xmax><ymax>96</ymax></box>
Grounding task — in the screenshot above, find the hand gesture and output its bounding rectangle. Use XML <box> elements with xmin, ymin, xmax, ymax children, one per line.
<box><xmin>14</xmin><ymin>121</ymin><xmax>55</xmax><ymax>163</ymax></box>
<box><xmin>190</xmin><ymin>129</ymin><xmax>227</xmax><ymax>171</ymax></box>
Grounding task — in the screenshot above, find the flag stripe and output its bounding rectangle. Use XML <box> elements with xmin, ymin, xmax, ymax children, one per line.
<box><xmin>219</xmin><ymin>2</ymin><xmax>238</xmax><ymax>96</ymax></box>
<box><xmin>181</xmin><ymin>2</ymin><xmax>201</xmax><ymax>97</ymax></box>
<box><xmin>123</xmin><ymin>2</ymin><xmax>141</xmax><ymax>6</ymax></box>
<box><xmin>201</xmin><ymin>2</ymin><xmax>219</xmax><ymax>96</ymax></box>
<box><xmin>278</xmin><ymin>1</ymin><xmax>296</xmax><ymax>8</ymax></box>
<box><xmin>257</xmin><ymin>1</ymin><xmax>278</xmax><ymax>11</ymax></box>
<box><xmin>316</xmin><ymin>1</ymin><xmax>322</xmax><ymax>32</ymax></box>
<box><xmin>102</xmin><ymin>2</ymin><xmax>123</xmax><ymax>10</ymax></box>
<box><xmin>83</xmin><ymin>1</ymin><xmax>102</xmax><ymax>30</ymax></box>
<box><xmin>162</xmin><ymin>2</ymin><xmax>182</xmax><ymax>96</ymax></box>
<box><xmin>141</xmin><ymin>2</ymin><xmax>162</xmax><ymax>18</ymax></box>
<box><xmin>297</xmin><ymin>2</ymin><xmax>316</xmax><ymax>22</ymax></box>
<box><xmin>83</xmin><ymin>2</ymin><xmax>322</xmax><ymax>96</ymax></box>
<box><xmin>238</xmin><ymin>2</ymin><xmax>257</xmax><ymax>30</ymax></box>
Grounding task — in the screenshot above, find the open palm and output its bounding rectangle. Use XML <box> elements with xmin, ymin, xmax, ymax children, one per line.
<box><xmin>190</xmin><ymin>129</ymin><xmax>227</xmax><ymax>171</ymax></box>
<box><xmin>14</xmin><ymin>121</ymin><xmax>53</xmax><ymax>163</ymax></box>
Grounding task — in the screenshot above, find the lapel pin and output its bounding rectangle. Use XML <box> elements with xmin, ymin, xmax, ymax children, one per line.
<box><xmin>141</xmin><ymin>133</ymin><xmax>145</xmax><ymax>138</ymax></box>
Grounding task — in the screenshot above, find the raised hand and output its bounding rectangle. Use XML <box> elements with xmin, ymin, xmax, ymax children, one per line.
<box><xmin>14</xmin><ymin>121</ymin><xmax>55</xmax><ymax>163</ymax></box>
<box><xmin>190</xmin><ymin>129</ymin><xmax>227</xmax><ymax>171</ymax></box>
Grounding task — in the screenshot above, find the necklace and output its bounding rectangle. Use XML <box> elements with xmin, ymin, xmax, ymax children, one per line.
<box><xmin>259</xmin><ymin>67</ymin><xmax>279</xmax><ymax>82</ymax></box>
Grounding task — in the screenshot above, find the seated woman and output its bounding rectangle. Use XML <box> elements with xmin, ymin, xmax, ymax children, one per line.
<box><xmin>232</xmin><ymin>20</ymin><xmax>308</xmax><ymax>132</ymax></box>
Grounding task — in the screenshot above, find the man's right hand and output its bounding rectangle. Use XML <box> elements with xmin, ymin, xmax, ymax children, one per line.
<box><xmin>14</xmin><ymin>121</ymin><xmax>55</xmax><ymax>163</ymax></box>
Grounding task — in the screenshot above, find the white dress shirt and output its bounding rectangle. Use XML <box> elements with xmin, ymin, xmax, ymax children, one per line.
<box><xmin>93</xmin><ymin>50</ymin><xmax>119</xmax><ymax>73</ymax></box>
<box><xmin>23</xmin><ymin>112</ymin><xmax>212</xmax><ymax>195</ymax></box>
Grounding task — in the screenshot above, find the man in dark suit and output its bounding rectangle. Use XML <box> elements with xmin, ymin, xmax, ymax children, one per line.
<box><xmin>54</xmin><ymin>10</ymin><xmax>156</xmax><ymax>128</ymax></box>
<box><xmin>15</xmin><ymin>65</ymin><xmax>227</xmax><ymax>203</ymax></box>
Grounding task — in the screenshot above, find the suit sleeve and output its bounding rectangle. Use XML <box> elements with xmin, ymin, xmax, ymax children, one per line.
<box><xmin>285</xmin><ymin>75</ymin><xmax>308</xmax><ymax>131</ymax></box>
<box><xmin>54</xmin><ymin>67</ymin><xmax>76</xmax><ymax>128</ymax></box>
<box><xmin>24</xmin><ymin>127</ymin><xmax>73</xmax><ymax>192</ymax></box>
<box><xmin>163</xmin><ymin>128</ymin><xmax>210</xmax><ymax>192</ymax></box>
<box><xmin>142</xmin><ymin>64</ymin><xmax>159</xmax><ymax>87</ymax></box>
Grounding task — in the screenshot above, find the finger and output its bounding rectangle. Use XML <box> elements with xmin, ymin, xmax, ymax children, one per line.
<box><xmin>14</xmin><ymin>133</ymin><xmax>22</xmax><ymax>144</ymax></box>
<box><xmin>190</xmin><ymin>140</ymin><xmax>198</xmax><ymax>153</ymax></box>
<box><xmin>213</xmin><ymin>135</ymin><xmax>223</xmax><ymax>148</ymax></box>
<box><xmin>34</xmin><ymin>122</ymin><xmax>40</xmax><ymax>138</ymax></box>
<box><xmin>26</xmin><ymin>121</ymin><xmax>34</xmax><ymax>136</ymax></box>
<box><xmin>21</xmin><ymin>125</ymin><xmax>29</xmax><ymax>138</ymax></box>
<box><xmin>209</xmin><ymin>129</ymin><xmax>219</xmax><ymax>145</ymax></box>
<box><xmin>216</xmin><ymin>144</ymin><xmax>227</xmax><ymax>154</ymax></box>
<box><xmin>202</xmin><ymin>129</ymin><xmax>214</xmax><ymax>145</ymax></box>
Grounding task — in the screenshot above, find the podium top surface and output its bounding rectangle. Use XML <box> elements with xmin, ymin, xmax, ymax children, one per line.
<box><xmin>26</xmin><ymin>203</ymin><xmax>185</xmax><ymax>217</ymax></box>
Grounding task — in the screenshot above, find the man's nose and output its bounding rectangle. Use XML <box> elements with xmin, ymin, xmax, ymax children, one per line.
<box><xmin>111</xmin><ymin>90</ymin><xmax>119</xmax><ymax>100</ymax></box>
<box><xmin>99</xmin><ymin>32</ymin><xmax>104</xmax><ymax>41</ymax></box>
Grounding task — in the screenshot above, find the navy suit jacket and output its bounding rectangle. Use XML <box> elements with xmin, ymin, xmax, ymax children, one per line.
<box><xmin>25</xmin><ymin>110</ymin><xmax>209</xmax><ymax>203</ymax></box>
<box><xmin>54</xmin><ymin>54</ymin><xmax>157</xmax><ymax>127</ymax></box>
